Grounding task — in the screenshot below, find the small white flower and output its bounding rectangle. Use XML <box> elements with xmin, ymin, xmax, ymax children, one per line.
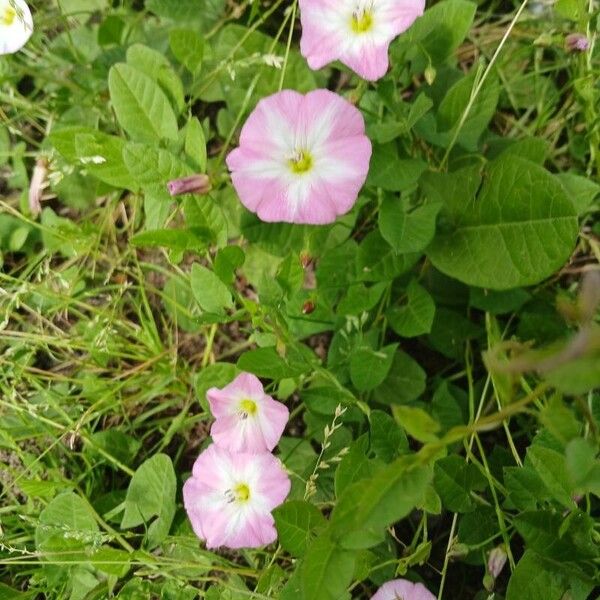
<box><xmin>0</xmin><ymin>0</ymin><xmax>33</xmax><ymax>56</ymax></box>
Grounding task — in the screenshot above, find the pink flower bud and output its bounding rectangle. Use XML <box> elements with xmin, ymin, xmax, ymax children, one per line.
<box><xmin>565</xmin><ymin>33</ymin><xmax>590</xmax><ymax>53</ymax></box>
<box><xmin>487</xmin><ymin>545</ymin><xmax>508</xmax><ymax>579</ymax></box>
<box><xmin>167</xmin><ymin>174</ymin><xmax>211</xmax><ymax>197</ymax></box>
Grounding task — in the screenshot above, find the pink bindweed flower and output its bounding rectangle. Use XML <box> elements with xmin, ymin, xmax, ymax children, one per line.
<box><xmin>0</xmin><ymin>0</ymin><xmax>33</xmax><ymax>55</ymax></box>
<box><xmin>299</xmin><ymin>0</ymin><xmax>425</xmax><ymax>81</ymax></box>
<box><xmin>372</xmin><ymin>579</ymin><xmax>436</xmax><ymax>600</ymax></box>
<box><xmin>226</xmin><ymin>89</ymin><xmax>371</xmax><ymax>224</ymax></box>
<box><xmin>207</xmin><ymin>372</ymin><xmax>289</xmax><ymax>453</ymax></box>
<box><xmin>183</xmin><ymin>444</ymin><xmax>290</xmax><ymax>549</ymax></box>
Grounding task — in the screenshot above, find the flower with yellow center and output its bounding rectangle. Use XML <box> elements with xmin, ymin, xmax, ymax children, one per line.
<box><xmin>0</xmin><ymin>0</ymin><xmax>33</xmax><ymax>56</ymax></box>
<box><xmin>207</xmin><ymin>372</ymin><xmax>290</xmax><ymax>453</ymax></box>
<box><xmin>299</xmin><ymin>0</ymin><xmax>425</xmax><ymax>81</ymax></box>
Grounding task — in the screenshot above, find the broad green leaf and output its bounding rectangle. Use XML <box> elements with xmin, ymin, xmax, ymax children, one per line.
<box><xmin>374</xmin><ymin>350</ymin><xmax>426</xmax><ymax>404</ymax></box>
<box><xmin>369</xmin><ymin>410</ymin><xmax>409</xmax><ymax>462</ymax></box>
<box><xmin>565</xmin><ymin>439</ymin><xmax>600</xmax><ymax>497</ymax></box>
<box><xmin>357</xmin><ymin>231</ymin><xmax>420</xmax><ymax>282</ymax></box>
<box><xmin>273</xmin><ymin>500</ymin><xmax>326</xmax><ymax>558</ymax></box>
<box><xmin>123</xmin><ymin>143</ymin><xmax>192</xmax><ymax>186</ymax></box>
<box><xmin>147</xmin><ymin>0</ymin><xmax>225</xmax><ymax>31</ymax></box>
<box><xmin>126</xmin><ymin>44</ymin><xmax>185</xmax><ymax>114</ymax></box>
<box><xmin>433</xmin><ymin>455</ymin><xmax>486</xmax><ymax>513</ymax></box>
<box><xmin>436</xmin><ymin>71</ymin><xmax>500</xmax><ymax>150</ymax></box>
<box><xmin>300</xmin><ymin>533</ymin><xmax>355</xmax><ymax>600</ymax></box>
<box><xmin>350</xmin><ymin>343</ymin><xmax>397</xmax><ymax>392</ymax></box>
<box><xmin>331</xmin><ymin>458</ymin><xmax>430</xmax><ymax>549</ymax></box>
<box><xmin>130</xmin><ymin>228</ymin><xmax>209</xmax><ymax>251</ymax></box>
<box><xmin>334</xmin><ymin>437</ymin><xmax>374</xmax><ymax>496</ymax></box>
<box><xmin>121</xmin><ymin>453</ymin><xmax>176</xmax><ymax>548</ymax></box>
<box><xmin>170</xmin><ymin>29</ymin><xmax>205</xmax><ymax>74</ymax></box>
<box><xmin>35</xmin><ymin>492</ymin><xmax>100</xmax><ymax>560</ymax></box>
<box><xmin>379</xmin><ymin>195</ymin><xmax>442</xmax><ymax>253</ymax></box>
<box><xmin>367</xmin><ymin>144</ymin><xmax>426</xmax><ymax>191</ymax></box>
<box><xmin>557</xmin><ymin>172</ymin><xmax>599</xmax><ymax>215</ymax></box>
<box><xmin>392</xmin><ymin>405</ymin><xmax>440</xmax><ymax>443</ymax></box>
<box><xmin>387</xmin><ymin>280</ymin><xmax>435</xmax><ymax>337</ymax></box>
<box><xmin>427</xmin><ymin>155</ymin><xmax>578</xmax><ymax>290</ymax></box>
<box><xmin>184</xmin><ymin>117</ymin><xmax>207</xmax><ymax>171</ymax></box>
<box><xmin>527</xmin><ymin>445</ymin><xmax>575</xmax><ymax>509</ymax></box>
<box><xmin>183</xmin><ymin>196</ymin><xmax>228</xmax><ymax>248</ymax></box>
<box><xmin>396</xmin><ymin>0</ymin><xmax>477</xmax><ymax>68</ymax></box>
<box><xmin>75</xmin><ymin>132</ymin><xmax>135</xmax><ymax>189</ymax></box>
<box><xmin>237</xmin><ymin>347</ymin><xmax>311</xmax><ymax>380</ymax></box>
<box><xmin>190</xmin><ymin>263</ymin><xmax>233</xmax><ymax>315</ymax></box>
<box><xmin>506</xmin><ymin>551</ymin><xmax>594</xmax><ymax>600</ymax></box>
<box><xmin>109</xmin><ymin>63</ymin><xmax>178</xmax><ymax>143</ymax></box>
<box><xmin>514</xmin><ymin>510</ymin><xmax>598</xmax><ymax>561</ymax></box>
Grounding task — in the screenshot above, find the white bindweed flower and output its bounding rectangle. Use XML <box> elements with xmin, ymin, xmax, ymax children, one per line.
<box><xmin>0</xmin><ymin>0</ymin><xmax>33</xmax><ymax>56</ymax></box>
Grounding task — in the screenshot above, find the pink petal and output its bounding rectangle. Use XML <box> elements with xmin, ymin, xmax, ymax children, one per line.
<box><xmin>372</xmin><ymin>579</ymin><xmax>436</xmax><ymax>600</ymax></box>
<box><xmin>257</xmin><ymin>399</ymin><xmax>290</xmax><ymax>452</ymax></box>
<box><xmin>341</xmin><ymin>40</ymin><xmax>391</xmax><ymax>82</ymax></box>
<box><xmin>253</xmin><ymin>453</ymin><xmax>291</xmax><ymax>509</ymax></box>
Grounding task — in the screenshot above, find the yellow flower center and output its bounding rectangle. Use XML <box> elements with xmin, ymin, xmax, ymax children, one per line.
<box><xmin>1</xmin><ymin>6</ymin><xmax>17</xmax><ymax>25</ymax></box>
<box><xmin>225</xmin><ymin>483</ymin><xmax>251</xmax><ymax>504</ymax></box>
<box><xmin>288</xmin><ymin>150</ymin><xmax>313</xmax><ymax>175</ymax></box>
<box><xmin>350</xmin><ymin>10</ymin><xmax>373</xmax><ymax>34</ymax></box>
<box><xmin>239</xmin><ymin>398</ymin><xmax>257</xmax><ymax>416</ymax></box>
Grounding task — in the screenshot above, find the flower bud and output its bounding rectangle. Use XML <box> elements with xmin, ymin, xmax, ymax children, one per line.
<box><xmin>565</xmin><ymin>33</ymin><xmax>590</xmax><ymax>53</ymax></box>
<box><xmin>167</xmin><ymin>174</ymin><xmax>211</xmax><ymax>197</ymax></box>
<box><xmin>487</xmin><ymin>545</ymin><xmax>508</xmax><ymax>579</ymax></box>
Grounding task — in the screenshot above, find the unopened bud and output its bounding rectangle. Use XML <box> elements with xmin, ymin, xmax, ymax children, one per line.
<box><xmin>167</xmin><ymin>174</ymin><xmax>211</xmax><ymax>197</ymax></box>
<box><xmin>565</xmin><ymin>33</ymin><xmax>589</xmax><ymax>53</ymax></box>
<box><xmin>424</xmin><ymin>65</ymin><xmax>436</xmax><ymax>85</ymax></box>
<box><xmin>487</xmin><ymin>545</ymin><xmax>507</xmax><ymax>579</ymax></box>
<box><xmin>29</xmin><ymin>157</ymin><xmax>48</xmax><ymax>216</ymax></box>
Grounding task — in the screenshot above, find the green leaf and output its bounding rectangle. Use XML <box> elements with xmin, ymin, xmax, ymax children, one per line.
<box><xmin>357</xmin><ymin>231</ymin><xmax>420</xmax><ymax>282</ymax></box>
<box><xmin>126</xmin><ymin>44</ymin><xmax>185</xmax><ymax>114</ymax></box>
<box><xmin>527</xmin><ymin>445</ymin><xmax>575</xmax><ymax>509</ymax></box>
<box><xmin>130</xmin><ymin>228</ymin><xmax>209</xmax><ymax>251</ymax></box>
<box><xmin>387</xmin><ymin>280</ymin><xmax>435</xmax><ymax>337</ymax></box>
<box><xmin>121</xmin><ymin>454</ymin><xmax>176</xmax><ymax>548</ymax></box>
<box><xmin>433</xmin><ymin>455</ymin><xmax>486</xmax><ymax>513</ymax></box>
<box><xmin>74</xmin><ymin>132</ymin><xmax>134</xmax><ymax>189</ymax></box>
<box><xmin>331</xmin><ymin>458</ymin><xmax>430</xmax><ymax>549</ymax></box>
<box><xmin>334</xmin><ymin>437</ymin><xmax>375</xmax><ymax>497</ymax></box>
<box><xmin>396</xmin><ymin>0</ymin><xmax>477</xmax><ymax>67</ymax></box>
<box><xmin>300</xmin><ymin>533</ymin><xmax>355</xmax><ymax>600</ymax></box>
<box><xmin>392</xmin><ymin>405</ymin><xmax>440</xmax><ymax>443</ymax></box>
<box><xmin>273</xmin><ymin>500</ymin><xmax>326</xmax><ymax>558</ymax></box>
<box><xmin>109</xmin><ymin>63</ymin><xmax>178</xmax><ymax>143</ymax></box>
<box><xmin>350</xmin><ymin>343</ymin><xmax>397</xmax><ymax>392</ymax></box>
<box><xmin>184</xmin><ymin>117</ymin><xmax>207</xmax><ymax>172</ymax></box>
<box><xmin>374</xmin><ymin>350</ymin><xmax>427</xmax><ymax>405</ymax></box>
<box><xmin>35</xmin><ymin>492</ymin><xmax>100</xmax><ymax>560</ymax></box>
<box><xmin>123</xmin><ymin>143</ymin><xmax>192</xmax><ymax>186</ymax></box>
<box><xmin>565</xmin><ymin>439</ymin><xmax>600</xmax><ymax>497</ymax></box>
<box><xmin>367</xmin><ymin>144</ymin><xmax>426</xmax><ymax>191</ymax></box>
<box><xmin>369</xmin><ymin>410</ymin><xmax>409</xmax><ymax>462</ymax></box>
<box><xmin>427</xmin><ymin>155</ymin><xmax>578</xmax><ymax>290</ymax></box>
<box><xmin>506</xmin><ymin>551</ymin><xmax>594</xmax><ymax>600</ymax></box>
<box><xmin>436</xmin><ymin>71</ymin><xmax>500</xmax><ymax>150</ymax></box>
<box><xmin>195</xmin><ymin>362</ymin><xmax>239</xmax><ymax>410</ymax></box>
<box><xmin>237</xmin><ymin>347</ymin><xmax>311</xmax><ymax>380</ymax></box>
<box><xmin>379</xmin><ymin>195</ymin><xmax>442</xmax><ymax>253</ymax></box>
<box><xmin>190</xmin><ymin>264</ymin><xmax>233</xmax><ymax>315</ymax></box>
<box><xmin>556</xmin><ymin>172</ymin><xmax>599</xmax><ymax>215</ymax></box>
<box><xmin>170</xmin><ymin>28</ymin><xmax>204</xmax><ymax>74</ymax></box>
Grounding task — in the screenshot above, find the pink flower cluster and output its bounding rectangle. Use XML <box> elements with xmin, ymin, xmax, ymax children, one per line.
<box><xmin>183</xmin><ymin>373</ymin><xmax>290</xmax><ymax>549</ymax></box>
<box><xmin>227</xmin><ymin>0</ymin><xmax>424</xmax><ymax>225</ymax></box>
